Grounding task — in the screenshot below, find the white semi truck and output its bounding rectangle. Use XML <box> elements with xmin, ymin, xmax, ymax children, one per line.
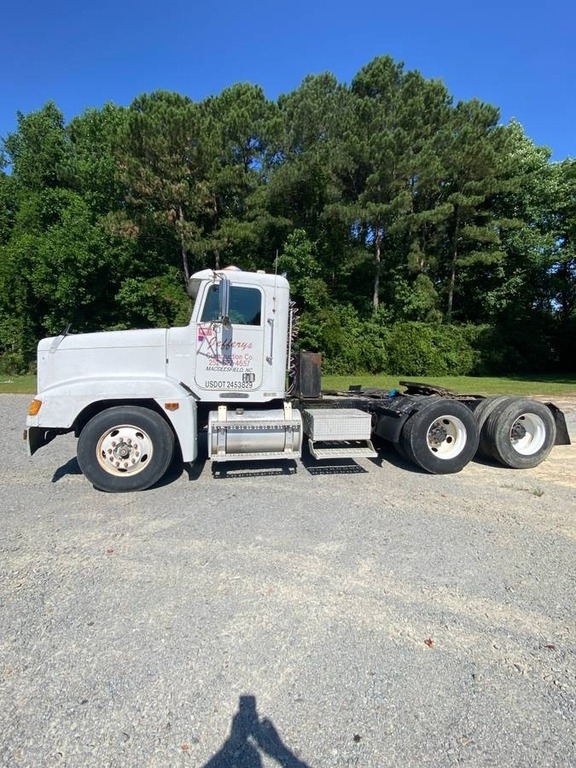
<box><xmin>25</xmin><ymin>266</ymin><xmax>570</xmax><ymax>492</ymax></box>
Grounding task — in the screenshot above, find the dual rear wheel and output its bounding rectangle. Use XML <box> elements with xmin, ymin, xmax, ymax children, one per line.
<box><xmin>399</xmin><ymin>400</ymin><xmax>479</xmax><ymax>474</ymax></box>
<box><xmin>477</xmin><ymin>397</ymin><xmax>556</xmax><ymax>469</ymax></box>
<box><xmin>397</xmin><ymin>396</ymin><xmax>557</xmax><ymax>474</ymax></box>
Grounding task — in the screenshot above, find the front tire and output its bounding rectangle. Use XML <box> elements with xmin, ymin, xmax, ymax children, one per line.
<box><xmin>401</xmin><ymin>400</ymin><xmax>479</xmax><ymax>474</ymax></box>
<box><xmin>77</xmin><ymin>406</ymin><xmax>175</xmax><ymax>492</ymax></box>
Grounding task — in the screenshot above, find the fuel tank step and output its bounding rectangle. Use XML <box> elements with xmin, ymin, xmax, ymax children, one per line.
<box><xmin>302</xmin><ymin>408</ymin><xmax>377</xmax><ymax>460</ymax></box>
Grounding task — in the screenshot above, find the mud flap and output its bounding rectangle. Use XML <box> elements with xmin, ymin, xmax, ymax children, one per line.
<box><xmin>546</xmin><ymin>403</ymin><xmax>571</xmax><ymax>446</ymax></box>
<box><xmin>25</xmin><ymin>426</ymin><xmax>60</xmax><ymax>456</ymax></box>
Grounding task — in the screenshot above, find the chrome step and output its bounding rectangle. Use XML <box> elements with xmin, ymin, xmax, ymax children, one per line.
<box><xmin>308</xmin><ymin>439</ymin><xmax>377</xmax><ymax>460</ymax></box>
<box><xmin>210</xmin><ymin>449</ymin><xmax>300</xmax><ymax>463</ymax></box>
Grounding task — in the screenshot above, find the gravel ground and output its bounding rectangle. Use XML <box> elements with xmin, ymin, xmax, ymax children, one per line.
<box><xmin>1</xmin><ymin>394</ymin><xmax>575</xmax><ymax>768</ymax></box>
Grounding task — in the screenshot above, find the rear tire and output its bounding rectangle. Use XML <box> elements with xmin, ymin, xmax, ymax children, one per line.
<box><xmin>473</xmin><ymin>396</ymin><xmax>513</xmax><ymax>458</ymax></box>
<box><xmin>394</xmin><ymin>441</ymin><xmax>409</xmax><ymax>461</ymax></box>
<box><xmin>483</xmin><ymin>398</ymin><xmax>556</xmax><ymax>469</ymax></box>
<box><xmin>77</xmin><ymin>406</ymin><xmax>175</xmax><ymax>492</ymax></box>
<box><xmin>400</xmin><ymin>400</ymin><xmax>479</xmax><ymax>474</ymax></box>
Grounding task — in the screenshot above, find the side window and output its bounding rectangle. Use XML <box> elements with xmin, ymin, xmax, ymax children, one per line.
<box><xmin>200</xmin><ymin>285</ymin><xmax>221</xmax><ymax>322</ymax></box>
<box><xmin>229</xmin><ymin>287</ymin><xmax>261</xmax><ymax>325</ymax></box>
<box><xmin>200</xmin><ymin>285</ymin><xmax>262</xmax><ymax>326</ymax></box>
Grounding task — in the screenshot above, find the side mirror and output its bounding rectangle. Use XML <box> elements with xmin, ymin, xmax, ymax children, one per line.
<box><xmin>219</xmin><ymin>274</ymin><xmax>231</xmax><ymax>326</ymax></box>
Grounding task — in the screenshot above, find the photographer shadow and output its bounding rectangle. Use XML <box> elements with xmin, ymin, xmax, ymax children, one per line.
<box><xmin>203</xmin><ymin>694</ymin><xmax>311</xmax><ymax>768</ymax></box>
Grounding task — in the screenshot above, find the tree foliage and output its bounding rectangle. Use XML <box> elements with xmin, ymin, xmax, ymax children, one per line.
<box><xmin>1</xmin><ymin>56</ymin><xmax>575</xmax><ymax>375</ymax></box>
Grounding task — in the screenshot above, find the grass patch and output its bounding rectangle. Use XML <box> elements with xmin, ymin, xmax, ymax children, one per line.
<box><xmin>0</xmin><ymin>375</ymin><xmax>37</xmax><ymax>395</ymax></box>
<box><xmin>2</xmin><ymin>372</ymin><xmax>576</xmax><ymax>398</ymax></box>
<box><xmin>321</xmin><ymin>373</ymin><xmax>576</xmax><ymax>398</ymax></box>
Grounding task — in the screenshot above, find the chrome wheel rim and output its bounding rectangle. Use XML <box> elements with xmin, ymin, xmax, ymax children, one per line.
<box><xmin>96</xmin><ymin>424</ymin><xmax>153</xmax><ymax>476</ymax></box>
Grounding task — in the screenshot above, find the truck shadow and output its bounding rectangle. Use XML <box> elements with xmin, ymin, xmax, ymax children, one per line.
<box><xmin>370</xmin><ymin>438</ymin><xmax>510</xmax><ymax>473</ymax></box>
<box><xmin>368</xmin><ymin>440</ymin><xmax>423</xmax><ymax>474</ymax></box>
<box><xmin>301</xmin><ymin>457</ymin><xmax>368</xmax><ymax>475</ymax></box>
<box><xmin>158</xmin><ymin>454</ymin><xmax>207</xmax><ymax>486</ymax></box>
<box><xmin>52</xmin><ymin>436</ymin><xmax>488</xmax><ymax>486</ymax></box>
<box><xmin>51</xmin><ymin>457</ymin><xmax>82</xmax><ymax>482</ymax></box>
<box><xmin>299</xmin><ymin>443</ymin><xmax>368</xmax><ymax>475</ymax></box>
<box><xmin>202</xmin><ymin>694</ymin><xmax>311</xmax><ymax>768</ymax></box>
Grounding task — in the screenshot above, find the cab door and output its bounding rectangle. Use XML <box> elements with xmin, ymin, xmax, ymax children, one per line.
<box><xmin>194</xmin><ymin>283</ymin><xmax>265</xmax><ymax>394</ymax></box>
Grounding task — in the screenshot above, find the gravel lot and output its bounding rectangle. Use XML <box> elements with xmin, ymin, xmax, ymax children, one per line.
<box><xmin>1</xmin><ymin>394</ymin><xmax>575</xmax><ymax>768</ymax></box>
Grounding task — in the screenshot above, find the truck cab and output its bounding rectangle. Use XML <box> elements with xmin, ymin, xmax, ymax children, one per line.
<box><xmin>168</xmin><ymin>267</ymin><xmax>290</xmax><ymax>402</ymax></box>
<box><xmin>26</xmin><ymin>267</ymin><xmax>305</xmax><ymax>492</ymax></box>
<box><xmin>26</xmin><ymin>266</ymin><xmax>566</xmax><ymax>493</ymax></box>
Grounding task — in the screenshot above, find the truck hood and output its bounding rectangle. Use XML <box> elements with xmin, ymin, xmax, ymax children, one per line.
<box><xmin>37</xmin><ymin>328</ymin><xmax>168</xmax><ymax>393</ymax></box>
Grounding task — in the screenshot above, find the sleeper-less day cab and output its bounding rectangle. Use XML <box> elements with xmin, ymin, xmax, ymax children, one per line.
<box><xmin>25</xmin><ymin>267</ymin><xmax>571</xmax><ymax>492</ymax></box>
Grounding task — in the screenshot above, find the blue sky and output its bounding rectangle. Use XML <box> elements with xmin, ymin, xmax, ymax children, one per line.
<box><xmin>2</xmin><ymin>0</ymin><xmax>574</xmax><ymax>160</ymax></box>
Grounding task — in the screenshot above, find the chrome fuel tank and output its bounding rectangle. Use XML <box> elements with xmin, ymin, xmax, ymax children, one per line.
<box><xmin>208</xmin><ymin>405</ymin><xmax>302</xmax><ymax>462</ymax></box>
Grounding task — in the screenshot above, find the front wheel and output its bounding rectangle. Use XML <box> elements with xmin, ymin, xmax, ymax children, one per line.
<box><xmin>400</xmin><ymin>400</ymin><xmax>480</xmax><ymax>474</ymax></box>
<box><xmin>77</xmin><ymin>406</ymin><xmax>175</xmax><ymax>492</ymax></box>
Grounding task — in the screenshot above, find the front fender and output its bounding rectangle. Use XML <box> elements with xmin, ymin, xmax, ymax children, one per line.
<box><xmin>26</xmin><ymin>376</ymin><xmax>198</xmax><ymax>462</ymax></box>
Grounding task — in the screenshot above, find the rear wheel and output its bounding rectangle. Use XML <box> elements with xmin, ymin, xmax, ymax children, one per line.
<box><xmin>77</xmin><ymin>406</ymin><xmax>175</xmax><ymax>492</ymax></box>
<box><xmin>394</xmin><ymin>441</ymin><xmax>409</xmax><ymax>461</ymax></box>
<box><xmin>483</xmin><ymin>398</ymin><xmax>556</xmax><ymax>469</ymax></box>
<box><xmin>400</xmin><ymin>400</ymin><xmax>479</xmax><ymax>474</ymax></box>
<box><xmin>473</xmin><ymin>396</ymin><xmax>512</xmax><ymax>458</ymax></box>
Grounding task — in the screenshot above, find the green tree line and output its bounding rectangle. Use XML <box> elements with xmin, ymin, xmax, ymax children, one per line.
<box><xmin>1</xmin><ymin>56</ymin><xmax>575</xmax><ymax>375</ymax></box>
